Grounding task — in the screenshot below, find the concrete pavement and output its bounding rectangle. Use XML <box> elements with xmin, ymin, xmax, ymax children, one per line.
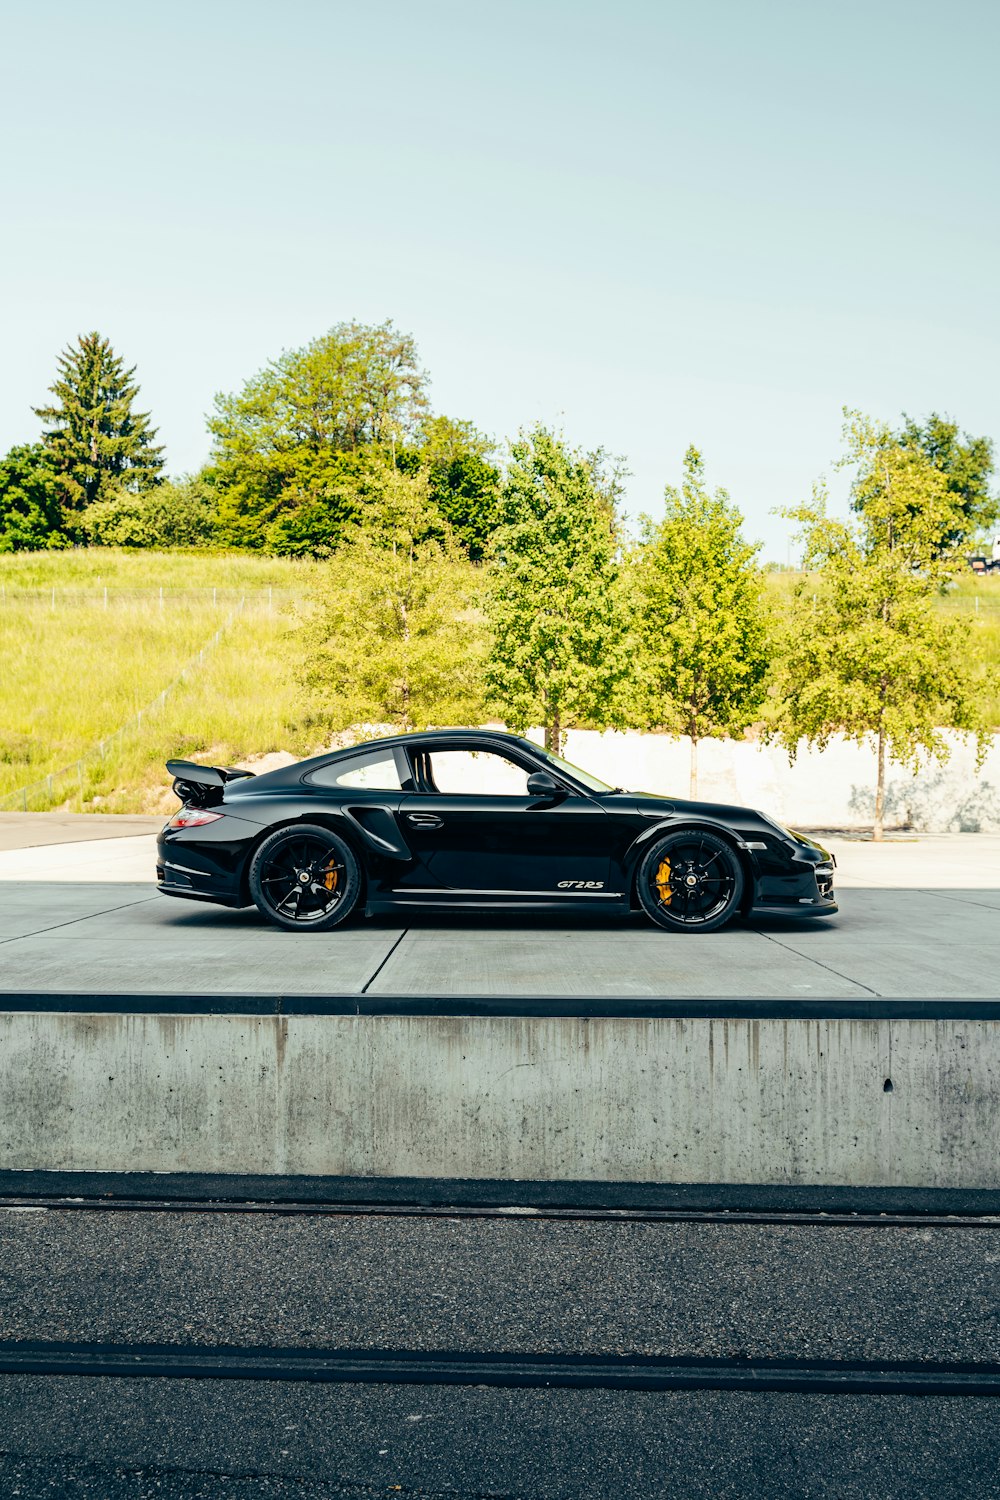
<box><xmin>0</xmin><ymin>877</ymin><xmax>997</xmax><ymax>997</ymax></box>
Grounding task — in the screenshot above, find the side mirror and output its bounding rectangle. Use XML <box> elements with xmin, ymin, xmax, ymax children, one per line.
<box><xmin>527</xmin><ymin>771</ymin><xmax>566</xmax><ymax>798</ymax></box>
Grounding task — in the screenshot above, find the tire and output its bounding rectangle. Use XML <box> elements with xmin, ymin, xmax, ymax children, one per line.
<box><xmin>637</xmin><ymin>829</ymin><xmax>744</xmax><ymax>933</ymax></box>
<box><xmin>248</xmin><ymin>823</ymin><xmax>361</xmax><ymax>932</ymax></box>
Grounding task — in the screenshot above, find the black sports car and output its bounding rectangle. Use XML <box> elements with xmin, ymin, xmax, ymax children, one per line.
<box><xmin>156</xmin><ymin>730</ymin><xmax>836</xmax><ymax>934</ymax></box>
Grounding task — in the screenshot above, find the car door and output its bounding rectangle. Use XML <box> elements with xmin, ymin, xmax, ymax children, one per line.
<box><xmin>397</xmin><ymin>744</ymin><xmax>613</xmax><ymax>896</ymax></box>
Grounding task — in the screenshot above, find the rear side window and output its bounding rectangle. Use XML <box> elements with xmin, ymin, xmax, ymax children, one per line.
<box><xmin>308</xmin><ymin>750</ymin><xmax>403</xmax><ymax>790</ymax></box>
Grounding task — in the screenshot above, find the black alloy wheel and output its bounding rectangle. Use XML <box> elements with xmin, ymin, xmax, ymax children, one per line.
<box><xmin>637</xmin><ymin>830</ymin><xmax>744</xmax><ymax>933</ymax></box>
<box><xmin>248</xmin><ymin>824</ymin><xmax>361</xmax><ymax>932</ymax></box>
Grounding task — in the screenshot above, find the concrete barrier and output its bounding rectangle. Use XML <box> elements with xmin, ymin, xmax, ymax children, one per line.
<box><xmin>3</xmin><ymin>1006</ymin><xmax>999</xmax><ymax>1188</ymax></box>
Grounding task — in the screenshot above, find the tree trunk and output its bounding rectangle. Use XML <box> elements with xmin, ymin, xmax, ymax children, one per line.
<box><xmin>545</xmin><ymin>713</ymin><xmax>562</xmax><ymax>757</ymax></box>
<box><xmin>873</xmin><ymin>728</ymin><xmax>886</xmax><ymax>842</ymax></box>
<box><xmin>689</xmin><ymin>734</ymin><xmax>698</xmax><ymax>799</ymax></box>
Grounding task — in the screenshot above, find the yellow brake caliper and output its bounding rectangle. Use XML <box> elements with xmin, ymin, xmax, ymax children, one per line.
<box><xmin>654</xmin><ymin>857</ymin><xmax>672</xmax><ymax>905</ymax></box>
<box><xmin>323</xmin><ymin>866</ymin><xmax>338</xmax><ymax>893</ymax></box>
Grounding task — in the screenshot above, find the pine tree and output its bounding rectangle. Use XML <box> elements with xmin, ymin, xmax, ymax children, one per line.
<box><xmin>34</xmin><ymin>332</ymin><xmax>165</xmax><ymax>515</ymax></box>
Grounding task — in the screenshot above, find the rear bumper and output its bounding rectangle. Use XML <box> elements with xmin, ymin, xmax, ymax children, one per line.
<box><xmin>157</xmin><ymin>882</ymin><xmax>248</xmax><ymax>910</ymax></box>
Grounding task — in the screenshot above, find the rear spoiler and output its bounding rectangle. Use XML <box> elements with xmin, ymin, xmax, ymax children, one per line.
<box><xmin>166</xmin><ymin>759</ymin><xmax>255</xmax><ymax>807</ymax></box>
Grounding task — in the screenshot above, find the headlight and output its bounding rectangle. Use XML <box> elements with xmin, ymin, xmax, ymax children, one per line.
<box><xmin>756</xmin><ymin>812</ymin><xmax>802</xmax><ymax>844</ymax></box>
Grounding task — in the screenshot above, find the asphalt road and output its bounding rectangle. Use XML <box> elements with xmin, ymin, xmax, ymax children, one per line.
<box><xmin>2</xmin><ymin>1207</ymin><xmax>1000</xmax><ymax>1497</ymax></box>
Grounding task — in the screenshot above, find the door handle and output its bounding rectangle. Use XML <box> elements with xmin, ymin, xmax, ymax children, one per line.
<box><xmin>406</xmin><ymin>812</ymin><xmax>443</xmax><ymax>829</ymax></box>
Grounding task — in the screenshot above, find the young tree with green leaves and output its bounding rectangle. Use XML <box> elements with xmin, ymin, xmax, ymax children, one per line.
<box><xmin>0</xmin><ymin>444</ymin><xmax>67</xmax><ymax>551</ymax></box>
<box><xmin>484</xmin><ymin>426</ymin><xmax>626</xmax><ymax>754</ymax></box>
<box><xmin>34</xmin><ymin>333</ymin><xmax>164</xmax><ymax>519</ymax></box>
<box><xmin>770</xmin><ymin>411</ymin><xmax>987</xmax><ymax>839</ymax></box>
<box><xmin>630</xmin><ymin>447</ymin><xmax>769</xmax><ymax>797</ymax></box>
<box><xmin>300</xmin><ymin>469</ymin><xmax>485</xmax><ymax>734</ymax></box>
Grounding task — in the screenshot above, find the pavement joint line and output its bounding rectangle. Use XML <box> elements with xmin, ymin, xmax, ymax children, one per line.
<box><xmin>360</xmin><ymin>928</ymin><xmax>409</xmax><ymax>994</ymax></box>
<box><xmin>0</xmin><ymin>892</ymin><xmax>161</xmax><ymax>947</ymax></box>
<box><xmin>912</xmin><ymin>888</ymin><xmax>1000</xmax><ymax>913</ymax></box>
<box><xmin>755</xmin><ymin>928</ymin><xmax>881</xmax><ymax>998</ymax></box>
<box><xmin>4</xmin><ymin>1341</ymin><xmax>1000</xmax><ymax>1396</ymax></box>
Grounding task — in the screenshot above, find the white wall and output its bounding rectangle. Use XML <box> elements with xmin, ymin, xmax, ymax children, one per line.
<box><xmin>537</xmin><ymin>728</ymin><xmax>1000</xmax><ymax>833</ymax></box>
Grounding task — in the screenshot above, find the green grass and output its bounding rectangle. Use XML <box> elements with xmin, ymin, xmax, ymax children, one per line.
<box><xmin>0</xmin><ymin>549</ymin><xmax>327</xmax><ymax>813</ymax></box>
<box><xmin>1</xmin><ymin>550</ymin><xmax>997</xmax><ymax>814</ymax></box>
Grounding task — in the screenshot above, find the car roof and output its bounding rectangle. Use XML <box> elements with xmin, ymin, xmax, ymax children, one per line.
<box><xmin>239</xmin><ymin>729</ymin><xmax>548</xmax><ymax>791</ymax></box>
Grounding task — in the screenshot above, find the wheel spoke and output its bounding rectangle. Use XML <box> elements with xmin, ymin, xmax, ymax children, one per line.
<box><xmin>257</xmin><ymin>832</ymin><xmax>350</xmax><ymax>923</ymax></box>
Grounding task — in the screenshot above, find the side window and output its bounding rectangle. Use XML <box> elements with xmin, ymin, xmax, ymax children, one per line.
<box><xmin>308</xmin><ymin>750</ymin><xmax>403</xmax><ymax>790</ymax></box>
<box><xmin>425</xmin><ymin>749</ymin><xmax>531</xmax><ymax>796</ymax></box>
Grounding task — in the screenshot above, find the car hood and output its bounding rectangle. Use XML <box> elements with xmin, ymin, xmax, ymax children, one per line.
<box><xmin>616</xmin><ymin>792</ymin><xmax>831</xmax><ymax>858</ymax></box>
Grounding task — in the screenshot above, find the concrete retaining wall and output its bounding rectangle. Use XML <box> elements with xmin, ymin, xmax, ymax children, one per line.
<box><xmin>3</xmin><ymin>1011</ymin><xmax>999</xmax><ymax>1187</ymax></box>
<box><xmin>544</xmin><ymin>727</ymin><xmax>1000</xmax><ymax>834</ymax></box>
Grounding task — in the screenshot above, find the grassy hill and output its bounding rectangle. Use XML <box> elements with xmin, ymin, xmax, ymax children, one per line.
<box><xmin>2</xmin><ymin>549</ymin><xmax>998</xmax><ymax>814</ymax></box>
<box><xmin>0</xmin><ymin>550</ymin><xmax>327</xmax><ymax>814</ymax></box>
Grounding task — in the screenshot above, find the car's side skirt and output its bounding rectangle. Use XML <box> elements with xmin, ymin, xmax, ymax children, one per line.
<box><xmin>367</xmin><ymin>890</ymin><xmax>628</xmax><ymax>916</ymax></box>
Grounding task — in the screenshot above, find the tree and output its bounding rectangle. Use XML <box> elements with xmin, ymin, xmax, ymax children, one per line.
<box><xmin>300</xmin><ymin>469</ymin><xmax>485</xmax><ymax>734</ymax></box>
<box><xmin>897</xmin><ymin>412</ymin><xmax>996</xmax><ymax>552</ymax></box>
<box><xmin>80</xmin><ymin>471</ymin><xmax>219</xmax><ymax>548</ymax></box>
<box><xmin>410</xmin><ymin>416</ymin><xmax>500</xmax><ymax>562</ymax></box>
<box><xmin>34</xmin><ymin>333</ymin><xmax>164</xmax><ymax>518</ymax></box>
<box><xmin>630</xmin><ymin>447</ymin><xmax>769</xmax><ymax>797</ymax></box>
<box><xmin>0</xmin><ymin>444</ymin><xmax>68</xmax><ymax>551</ymax></box>
<box><xmin>484</xmin><ymin>426</ymin><xmax>626</xmax><ymax>754</ymax></box>
<box><xmin>769</xmin><ymin>412</ymin><xmax>987</xmax><ymax>839</ymax></box>
<box><xmin>210</xmin><ymin>321</ymin><xmax>429</xmax><ymax>549</ymax></box>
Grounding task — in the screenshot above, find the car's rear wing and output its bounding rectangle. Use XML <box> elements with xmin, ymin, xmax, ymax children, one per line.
<box><xmin>166</xmin><ymin>759</ymin><xmax>255</xmax><ymax>808</ymax></box>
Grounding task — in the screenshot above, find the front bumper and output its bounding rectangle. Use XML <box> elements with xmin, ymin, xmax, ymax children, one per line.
<box><xmin>748</xmin><ymin>837</ymin><xmax>838</xmax><ymax>919</ymax></box>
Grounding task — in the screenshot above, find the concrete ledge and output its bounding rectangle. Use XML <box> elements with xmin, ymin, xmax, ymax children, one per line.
<box><xmin>3</xmin><ymin>992</ymin><xmax>1000</xmax><ymax>1018</ymax></box>
<box><xmin>3</xmin><ymin>1007</ymin><xmax>999</xmax><ymax>1189</ymax></box>
<box><xmin>3</xmin><ymin>1169</ymin><xmax>1000</xmax><ymax>1215</ymax></box>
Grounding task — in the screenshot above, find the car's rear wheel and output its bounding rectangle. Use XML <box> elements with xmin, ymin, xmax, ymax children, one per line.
<box><xmin>249</xmin><ymin>824</ymin><xmax>361</xmax><ymax>932</ymax></box>
<box><xmin>637</xmin><ymin>830</ymin><xmax>743</xmax><ymax>933</ymax></box>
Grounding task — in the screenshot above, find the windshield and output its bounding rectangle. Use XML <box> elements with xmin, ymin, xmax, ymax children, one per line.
<box><xmin>530</xmin><ymin>744</ymin><xmax>616</xmax><ymax>793</ymax></box>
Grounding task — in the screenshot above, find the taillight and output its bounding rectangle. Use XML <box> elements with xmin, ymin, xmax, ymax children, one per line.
<box><xmin>168</xmin><ymin>807</ymin><xmax>224</xmax><ymax>829</ymax></box>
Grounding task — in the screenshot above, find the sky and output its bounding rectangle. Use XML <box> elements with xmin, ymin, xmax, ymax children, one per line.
<box><xmin>1</xmin><ymin>0</ymin><xmax>997</xmax><ymax>559</ymax></box>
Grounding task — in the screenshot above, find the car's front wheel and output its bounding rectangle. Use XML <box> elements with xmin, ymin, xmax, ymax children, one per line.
<box><xmin>637</xmin><ymin>830</ymin><xmax>744</xmax><ymax>933</ymax></box>
<box><xmin>249</xmin><ymin>823</ymin><xmax>361</xmax><ymax>932</ymax></box>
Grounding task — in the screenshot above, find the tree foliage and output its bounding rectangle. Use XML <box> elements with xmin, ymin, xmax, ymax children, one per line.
<box><xmin>0</xmin><ymin>444</ymin><xmax>68</xmax><ymax>552</ymax></box>
<box><xmin>896</xmin><ymin>412</ymin><xmax>996</xmax><ymax>552</ymax></box>
<box><xmin>484</xmin><ymin>427</ymin><xmax>625</xmax><ymax>753</ymax></box>
<box><xmin>210</xmin><ymin>321</ymin><xmax>430</xmax><ymax>550</ymax></box>
<box><xmin>80</xmin><ymin>472</ymin><xmax>219</xmax><ymax>549</ymax></box>
<box><xmin>413</xmin><ymin>417</ymin><xmax>500</xmax><ymax>562</ymax></box>
<box><xmin>630</xmin><ymin>447</ymin><xmax>769</xmax><ymax>796</ymax></box>
<box><xmin>769</xmin><ymin>411</ymin><xmax>987</xmax><ymax>838</ymax></box>
<box><xmin>299</xmin><ymin>469</ymin><xmax>485</xmax><ymax>734</ymax></box>
<box><xmin>34</xmin><ymin>332</ymin><xmax>164</xmax><ymax>517</ymax></box>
